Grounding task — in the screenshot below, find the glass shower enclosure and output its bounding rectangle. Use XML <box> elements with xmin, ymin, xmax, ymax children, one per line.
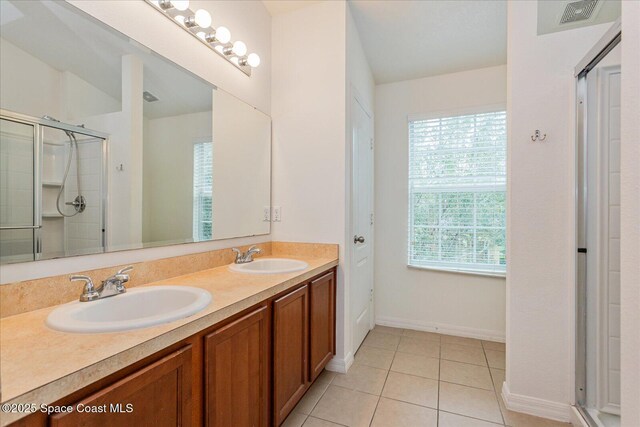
<box><xmin>0</xmin><ymin>110</ymin><xmax>107</xmax><ymax>263</ymax></box>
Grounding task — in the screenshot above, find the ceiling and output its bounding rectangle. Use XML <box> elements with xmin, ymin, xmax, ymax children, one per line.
<box><xmin>262</xmin><ymin>1</ymin><xmax>321</xmax><ymax>16</ymax></box>
<box><xmin>0</xmin><ymin>0</ymin><xmax>212</xmax><ymax>119</ymax></box>
<box><xmin>349</xmin><ymin>0</ymin><xmax>507</xmax><ymax>84</ymax></box>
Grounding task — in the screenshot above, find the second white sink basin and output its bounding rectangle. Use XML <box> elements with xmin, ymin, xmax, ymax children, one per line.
<box><xmin>229</xmin><ymin>258</ymin><xmax>308</xmax><ymax>274</ymax></box>
<box><xmin>46</xmin><ymin>286</ymin><xmax>212</xmax><ymax>333</ymax></box>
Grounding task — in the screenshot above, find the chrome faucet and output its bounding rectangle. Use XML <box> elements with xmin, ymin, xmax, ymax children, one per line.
<box><xmin>71</xmin><ymin>266</ymin><xmax>133</xmax><ymax>302</ymax></box>
<box><xmin>232</xmin><ymin>246</ymin><xmax>261</xmax><ymax>264</ymax></box>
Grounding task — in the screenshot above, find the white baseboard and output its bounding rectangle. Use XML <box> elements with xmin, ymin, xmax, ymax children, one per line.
<box><xmin>375</xmin><ymin>316</ymin><xmax>505</xmax><ymax>342</ymax></box>
<box><xmin>325</xmin><ymin>351</ymin><xmax>354</xmax><ymax>374</ymax></box>
<box><xmin>501</xmin><ymin>381</ymin><xmax>571</xmax><ymax>422</ymax></box>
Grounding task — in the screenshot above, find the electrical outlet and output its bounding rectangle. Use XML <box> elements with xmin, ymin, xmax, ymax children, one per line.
<box><xmin>273</xmin><ymin>206</ymin><xmax>282</xmax><ymax>222</ymax></box>
<box><xmin>263</xmin><ymin>206</ymin><xmax>271</xmax><ymax>222</ymax></box>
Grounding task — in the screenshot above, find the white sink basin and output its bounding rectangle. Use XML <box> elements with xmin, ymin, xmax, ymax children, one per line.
<box><xmin>46</xmin><ymin>286</ymin><xmax>212</xmax><ymax>333</ymax></box>
<box><xmin>229</xmin><ymin>258</ymin><xmax>308</xmax><ymax>274</ymax></box>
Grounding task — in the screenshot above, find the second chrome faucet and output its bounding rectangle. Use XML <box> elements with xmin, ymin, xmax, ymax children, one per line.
<box><xmin>232</xmin><ymin>245</ymin><xmax>261</xmax><ymax>264</ymax></box>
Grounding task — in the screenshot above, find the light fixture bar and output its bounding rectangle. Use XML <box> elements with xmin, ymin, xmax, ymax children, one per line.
<box><xmin>144</xmin><ymin>0</ymin><xmax>259</xmax><ymax>77</ymax></box>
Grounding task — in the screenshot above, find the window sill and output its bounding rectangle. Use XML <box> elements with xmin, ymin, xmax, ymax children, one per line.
<box><xmin>407</xmin><ymin>264</ymin><xmax>506</xmax><ymax>279</ymax></box>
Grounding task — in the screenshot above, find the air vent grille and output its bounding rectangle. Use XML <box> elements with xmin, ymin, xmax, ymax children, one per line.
<box><xmin>142</xmin><ymin>91</ymin><xmax>159</xmax><ymax>102</ymax></box>
<box><xmin>560</xmin><ymin>0</ymin><xmax>599</xmax><ymax>24</ymax></box>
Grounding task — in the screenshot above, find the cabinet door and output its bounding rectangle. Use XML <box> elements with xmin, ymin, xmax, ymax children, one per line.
<box><xmin>50</xmin><ymin>345</ymin><xmax>192</xmax><ymax>427</ymax></box>
<box><xmin>309</xmin><ymin>271</ymin><xmax>336</xmax><ymax>381</ymax></box>
<box><xmin>273</xmin><ymin>285</ymin><xmax>309</xmax><ymax>425</ymax></box>
<box><xmin>204</xmin><ymin>305</ymin><xmax>269</xmax><ymax>427</ymax></box>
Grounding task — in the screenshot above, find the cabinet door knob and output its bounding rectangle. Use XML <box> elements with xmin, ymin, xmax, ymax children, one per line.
<box><xmin>354</xmin><ymin>235</ymin><xmax>365</xmax><ymax>244</ymax></box>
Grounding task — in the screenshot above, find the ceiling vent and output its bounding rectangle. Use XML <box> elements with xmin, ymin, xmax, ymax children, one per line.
<box><xmin>560</xmin><ymin>0</ymin><xmax>599</xmax><ymax>24</ymax></box>
<box><xmin>142</xmin><ymin>91</ymin><xmax>159</xmax><ymax>102</ymax></box>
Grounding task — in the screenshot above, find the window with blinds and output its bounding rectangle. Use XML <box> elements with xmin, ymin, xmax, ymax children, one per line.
<box><xmin>193</xmin><ymin>141</ymin><xmax>212</xmax><ymax>241</ymax></box>
<box><xmin>408</xmin><ymin>110</ymin><xmax>507</xmax><ymax>274</ymax></box>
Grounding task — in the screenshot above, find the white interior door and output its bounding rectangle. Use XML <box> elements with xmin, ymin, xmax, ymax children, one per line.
<box><xmin>351</xmin><ymin>94</ymin><xmax>374</xmax><ymax>352</ymax></box>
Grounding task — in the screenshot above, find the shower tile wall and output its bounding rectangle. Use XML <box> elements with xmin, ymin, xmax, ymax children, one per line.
<box><xmin>606</xmin><ymin>71</ymin><xmax>621</xmax><ymax>407</ymax></box>
<box><xmin>64</xmin><ymin>140</ymin><xmax>103</xmax><ymax>256</ymax></box>
<box><xmin>41</xmin><ymin>141</ymin><xmax>66</xmax><ymax>257</ymax></box>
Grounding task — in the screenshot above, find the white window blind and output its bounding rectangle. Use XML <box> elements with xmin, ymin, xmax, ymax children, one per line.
<box><xmin>408</xmin><ymin>110</ymin><xmax>507</xmax><ymax>274</ymax></box>
<box><xmin>193</xmin><ymin>141</ymin><xmax>212</xmax><ymax>241</ymax></box>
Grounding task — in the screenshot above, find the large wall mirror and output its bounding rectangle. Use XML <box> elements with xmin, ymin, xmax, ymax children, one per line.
<box><xmin>0</xmin><ymin>0</ymin><xmax>271</xmax><ymax>264</ymax></box>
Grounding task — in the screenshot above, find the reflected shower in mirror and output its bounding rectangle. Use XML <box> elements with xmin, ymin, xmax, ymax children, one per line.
<box><xmin>0</xmin><ymin>0</ymin><xmax>271</xmax><ymax>264</ymax></box>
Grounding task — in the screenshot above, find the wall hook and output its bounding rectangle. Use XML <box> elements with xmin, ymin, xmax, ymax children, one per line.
<box><xmin>531</xmin><ymin>130</ymin><xmax>547</xmax><ymax>142</ymax></box>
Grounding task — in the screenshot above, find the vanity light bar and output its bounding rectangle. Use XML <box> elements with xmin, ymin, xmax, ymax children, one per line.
<box><xmin>145</xmin><ymin>0</ymin><xmax>260</xmax><ymax>77</ymax></box>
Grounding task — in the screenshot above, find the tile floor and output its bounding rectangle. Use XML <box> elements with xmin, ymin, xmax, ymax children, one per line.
<box><xmin>282</xmin><ymin>325</ymin><xmax>571</xmax><ymax>427</ymax></box>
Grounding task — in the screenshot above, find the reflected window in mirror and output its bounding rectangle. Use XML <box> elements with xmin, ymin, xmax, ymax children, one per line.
<box><xmin>193</xmin><ymin>140</ymin><xmax>213</xmax><ymax>242</ymax></box>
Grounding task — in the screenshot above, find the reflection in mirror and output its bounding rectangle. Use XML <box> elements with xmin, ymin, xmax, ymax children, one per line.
<box><xmin>0</xmin><ymin>0</ymin><xmax>271</xmax><ymax>264</ymax></box>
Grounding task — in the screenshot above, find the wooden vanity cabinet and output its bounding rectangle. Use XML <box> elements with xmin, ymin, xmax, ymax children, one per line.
<box><xmin>204</xmin><ymin>305</ymin><xmax>269</xmax><ymax>427</ymax></box>
<box><xmin>8</xmin><ymin>267</ymin><xmax>337</xmax><ymax>427</ymax></box>
<box><xmin>272</xmin><ymin>285</ymin><xmax>309</xmax><ymax>425</ymax></box>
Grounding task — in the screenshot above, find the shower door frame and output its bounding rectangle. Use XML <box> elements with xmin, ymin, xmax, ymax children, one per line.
<box><xmin>0</xmin><ymin>109</ymin><xmax>110</xmax><ymax>261</ymax></box>
<box><xmin>574</xmin><ymin>20</ymin><xmax>621</xmax><ymax>426</ymax></box>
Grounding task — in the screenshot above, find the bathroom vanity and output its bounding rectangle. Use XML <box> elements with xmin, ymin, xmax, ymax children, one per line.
<box><xmin>0</xmin><ymin>245</ymin><xmax>338</xmax><ymax>427</ymax></box>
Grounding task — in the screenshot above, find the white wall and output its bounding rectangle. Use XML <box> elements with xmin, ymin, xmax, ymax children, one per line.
<box><xmin>505</xmin><ymin>0</ymin><xmax>611</xmax><ymax>420</ymax></box>
<box><xmin>0</xmin><ymin>0</ymin><xmax>272</xmax><ymax>284</ymax></box>
<box><xmin>60</xmin><ymin>71</ymin><xmax>120</xmax><ymax>121</ymax></box>
<box><xmin>0</xmin><ymin>38</ymin><xmax>61</xmax><ymax>119</ymax></box>
<box><xmin>374</xmin><ymin>65</ymin><xmax>507</xmax><ymax>341</ymax></box>
<box><xmin>212</xmin><ymin>89</ymin><xmax>271</xmax><ymax>240</ymax></box>
<box><xmin>143</xmin><ymin>110</ymin><xmax>212</xmax><ymax>243</ymax></box>
<box><xmin>271</xmin><ymin>0</ymin><xmax>348</xmax><ymax>363</ymax></box>
<box><xmin>620</xmin><ymin>1</ymin><xmax>640</xmax><ymax>425</ymax></box>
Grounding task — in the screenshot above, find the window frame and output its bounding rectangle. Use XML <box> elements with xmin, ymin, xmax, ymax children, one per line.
<box><xmin>407</xmin><ymin>105</ymin><xmax>507</xmax><ymax>277</ymax></box>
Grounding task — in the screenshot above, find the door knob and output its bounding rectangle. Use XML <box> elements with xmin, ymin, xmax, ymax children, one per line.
<box><xmin>354</xmin><ymin>235</ymin><xmax>365</xmax><ymax>244</ymax></box>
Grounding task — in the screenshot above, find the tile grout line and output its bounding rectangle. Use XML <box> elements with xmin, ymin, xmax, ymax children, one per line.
<box><xmin>367</xmin><ymin>339</ymin><xmax>398</xmax><ymax>426</ymax></box>
<box><xmin>304</xmin><ymin>372</ymin><xmax>335</xmax><ymax>419</ymax></box>
<box><xmin>483</xmin><ymin>341</ymin><xmax>507</xmax><ymax>426</ymax></box>
<box><xmin>438</xmin><ymin>409</ymin><xmax>506</xmax><ymax>426</ymax></box>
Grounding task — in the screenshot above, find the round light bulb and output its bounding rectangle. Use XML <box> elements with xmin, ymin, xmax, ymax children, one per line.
<box><xmin>247</xmin><ymin>53</ymin><xmax>260</xmax><ymax>68</ymax></box>
<box><xmin>174</xmin><ymin>15</ymin><xmax>185</xmax><ymax>24</ymax></box>
<box><xmin>196</xmin><ymin>31</ymin><xmax>206</xmax><ymax>39</ymax></box>
<box><xmin>194</xmin><ymin>9</ymin><xmax>211</xmax><ymax>28</ymax></box>
<box><xmin>214</xmin><ymin>45</ymin><xmax>225</xmax><ymax>54</ymax></box>
<box><xmin>215</xmin><ymin>26</ymin><xmax>231</xmax><ymax>44</ymax></box>
<box><xmin>232</xmin><ymin>41</ymin><xmax>247</xmax><ymax>56</ymax></box>
<box><xmin>171</xmin><ymin>0</ymin><xmax>189</xmax><ymax>11</ymax></box>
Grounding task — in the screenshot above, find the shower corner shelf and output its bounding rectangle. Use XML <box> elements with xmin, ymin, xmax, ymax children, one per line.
<box><xmin>42</xmin><ymin>212</ymin><xmax>63</xmax><ymax>218</ymax></box>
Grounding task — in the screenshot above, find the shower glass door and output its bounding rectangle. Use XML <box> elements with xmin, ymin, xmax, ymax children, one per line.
<box><xmin>575</xmin><ymin>23</ymin><xmax>621</xmax><ymax>427</ymax></box>
<box><xmin>0</xmin><ymin>118</ymin><xmax>37</xmax><ymax>263</ymax></box>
